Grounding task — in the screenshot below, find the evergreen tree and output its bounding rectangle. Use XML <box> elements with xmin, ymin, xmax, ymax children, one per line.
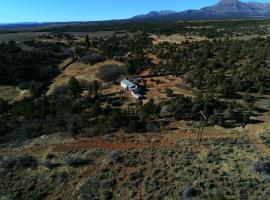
<box><xmin>68</xmin><ymin>76</ymin><xmax>82</xmax><ymax>99</ymax></box>
<box><xmin>84</xmin><ymin>35</ymin><xmax>90</xmax><ymax>49</ymax></box>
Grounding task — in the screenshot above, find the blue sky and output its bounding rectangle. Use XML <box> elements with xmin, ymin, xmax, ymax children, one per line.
<box><xmin>1</xmin><ymin>0</ymin><xmax>270</xmax><ymax>23</ymax></box>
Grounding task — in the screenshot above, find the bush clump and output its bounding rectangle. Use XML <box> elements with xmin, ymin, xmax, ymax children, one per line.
<box><xmin>2</xmin><ymin>156</ymin><xmax>38</xmax><ymax>169</ymax></box>
<box><xmin>80</xmin><ymin>54</ymin><xmax>105</xmax><ymax>65</ymax></box>
<box><xmin>0</xmin><ymin>98</ymin><xmax>9</xmax><ymax>114</ymax></box>
<box><xmin>253</xmin><ymin>160</ymin><xmax>270</xmax><ymax>174</ymax></box>
<box><xmin>96</xmin><ymin>64</ymin><xmax>125</xmax><ymax>82</ymax></box>
<box><xmin>110</xmin><ymin>150</ymin><xmax>124</xmax><ymax>163</ymax></box>
<box><xmin>64</xmin><ymin>158</ymin><xmax>92</xmax><ymax>167</ymax></box>
<box><xmin>182</xmin><ymin>186</ymin><xmax>200</xmax><ymax>199</ymax></box>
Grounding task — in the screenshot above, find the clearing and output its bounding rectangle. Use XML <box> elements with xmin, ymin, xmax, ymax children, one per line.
<box><xmin>0</xmin><ymin>85</ymin><xmax>31</xmax><ymax>103</ymax></box>
<box><xmin>47</xmin><ymin>60</ymin><xmax>125</xmax><ymax>95</ymax></box>
<box><xmin>151</xmin><ymin>34</ymin><xmax>207</xmax><ymax>45</ymax></box>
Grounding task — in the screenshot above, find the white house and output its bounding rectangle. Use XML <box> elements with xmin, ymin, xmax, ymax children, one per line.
<box><xmin>131</xmin><ymin>90</ymin><xmax>142</xmax><ymax>100</ymax></box>
<box><xmin>121</xmin><ymin>79</ymin><xmax>142</xmax><ymax>99</ymax></box>
<box><xmin>121</xmin><ymin>79</ymin><xmax>138</xmax><ymax>91</ymax></box>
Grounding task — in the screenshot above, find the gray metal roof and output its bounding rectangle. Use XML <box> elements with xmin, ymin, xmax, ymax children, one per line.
<box><xmin>121</xmin><ymin>79</ymin><xmax>137</xmax><ymax>89</ymax></box>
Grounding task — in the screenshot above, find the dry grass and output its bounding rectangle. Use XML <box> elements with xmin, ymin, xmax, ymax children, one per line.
<box><xmin>0</xmin><ymin>85</ymin><xmax>31</xmax><ymax>102</ymax></box>
<box><xmin>151</xmin><ymin>34</ymin><xmax>207</xmax><ymax>45</ymax></box>
<box><xmin>142</xmin><ymin>73</ymin><xmax>193</xmax><ymax>103</ymax></box>
<box><xmin>0</xmin><ymin>32</ymin><xmax>49</xmax><ymax>42</ymax></box>
<box><xmin>46</xmin><ymin>60</ymin><xmax>125</xmax><ymax>95</ymax></box>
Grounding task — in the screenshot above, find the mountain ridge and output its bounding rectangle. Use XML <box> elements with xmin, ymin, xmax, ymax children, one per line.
<box><xmin>131</xmin><ymin>0</ymin><xmax>270</xmax><ymax>20</ymax></box>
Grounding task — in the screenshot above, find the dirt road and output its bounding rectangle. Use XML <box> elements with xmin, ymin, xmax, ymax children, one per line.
<box><xmin>246</xmin><ymin>114</ymin><xmax>270</xmax><ymax>155</ymax></box>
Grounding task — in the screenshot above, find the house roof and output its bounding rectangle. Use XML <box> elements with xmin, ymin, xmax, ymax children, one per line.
<box><xmin>121</xmin><ymin>79</ymin><xmax>137</xmax><ymax>89</ymax></box>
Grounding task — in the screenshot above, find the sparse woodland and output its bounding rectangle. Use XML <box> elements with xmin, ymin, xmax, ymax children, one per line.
<box><xmin>1</xmin><ymin>20</ymin><xmax>270</xmax><ymax>199</ymax></box>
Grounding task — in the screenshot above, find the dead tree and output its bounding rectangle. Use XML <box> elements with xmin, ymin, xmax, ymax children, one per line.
<box><xmin>197</xmin><ymin>111</ymin><xmax>207</xmax><ymax>143</ymax></box>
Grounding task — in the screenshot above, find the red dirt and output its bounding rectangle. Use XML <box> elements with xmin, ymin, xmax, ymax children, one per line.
<box><xmin>52</xmin><ymin>130</ymin><xmax>237</xmax><ymax>153</ymax></box>
<box><xmin>52</xmin><ymin>139</ymin><xmax>152</xmax><ymax>152</ymax></box>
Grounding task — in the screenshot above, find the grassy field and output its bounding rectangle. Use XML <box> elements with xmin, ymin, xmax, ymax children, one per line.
<box><xmin>151</xmin><ymin>34</ymin><xmax>207</xmax><ymax>45</ymax></box>
<box><xmin>0</xmin><ymin>32</ymin><xmax>50</xmax><ymax>42</ymax></box>
<box><xmin>47</xmin><ymin>60</ymin><xmax>125</xmax><ymax>95</ymax></box>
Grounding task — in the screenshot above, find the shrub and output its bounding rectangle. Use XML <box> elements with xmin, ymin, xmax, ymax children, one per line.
<box><xmin>165</xmin><ymin>88</ymin><xmax>174</xmax><ymax>97</ymax></box>
<box><xmin>126</xmin><ymin>119</ymin><xmax>137</xmax><ymax>133</ymax></box>
<box><xmin>44</xmin><ymin>162</ymin><xmax>61</xmax><ymax>169</ymax></box>
<box><xmin>0</xmin><ymin>98</ymin><xmax>8</xmax><ymax>114</ymax></box>
<box><xmin>111</xmin><ymin>99</ymin><xmax>123</xmax><ymax>107</ymax></box>
<box><xmin>182</xmin><ymin>187</ymin><xmax>200</xmax><ymax>199</ymax></box>
<box><xmin>2</xmin><ymin>156</ymin><xmax>38</xmax><ymax>169</ymax></box>
<box><xmin>110</xmin><ymin>150</ymin><xmax>124</xmax><ymax>163</ymax></box>
<box><xmin>253</xmin><ymin>160</ymin><xmax>270</xmax><ymax>174</ymax></box>
<box><xmin>64</xmin><ymin>158</ymin><xmax>92</xmax><ymax>167</ymax></box>
<box><xmin>68</xmin><ymin>123</ymin><xmax>81</xmax><ymax>136</ymax></box>
<box><xmin>16</xmin><ymin>156</ymin><xmax>38</xmax><ymax>169</ymax></box>
<box><xmin>1</xmin><ymin>157</ymin><xmax>17</xmax><ymax>169</ymax></box>
<box><xmin>96</xmin><ymin>64</ymin><xmax>125</xmax><ymax>82</ymax></box>
<box><xmin>80</xmin><ymin>54</ymin><xmax>105</xmax><ymax>65</ymax></box>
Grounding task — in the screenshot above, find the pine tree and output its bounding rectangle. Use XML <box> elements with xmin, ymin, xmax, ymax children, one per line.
<box><xmin>84</xmin><ymin>35</ymin><xmax>90</xmax><ymax>49</ymax></box>
<box><xmin>68</xmin><ymin>76</ymin><xmax>82</xmax><ymax>99</ymax></box>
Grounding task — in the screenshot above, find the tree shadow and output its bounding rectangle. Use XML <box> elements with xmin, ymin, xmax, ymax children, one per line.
<box><xmin>248</xmin><ymin>118</ymin><xmax>265</xmax><ymax>125</ymax></box>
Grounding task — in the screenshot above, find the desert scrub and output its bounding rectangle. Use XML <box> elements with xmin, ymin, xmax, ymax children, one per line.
<box><xmin>253</xmin><ymin>160</ymin><xmax>270</xmax><ymax>174</ymax></box>
<box><xmin>110</xmin><ymin>150</ymin><xmax>124</xmax><ymax>163</ymax></box>
<box><xmin>96</xmin><ymin>64</ymin><xmax>125</xmax><ymax>82</ymax></box>
<box><xmin>259</xmin><ymin>128</ymin><xmax>270</xmax><ymax>148</ymax></box>
<box><xmin>64</xmin><ymin>158</ymin><xmax>92</xmax><ymax>167</ymax></box>
<box><xmin>1</xmin><ymin>155</ymin><xmax>38</xmax><ymax>169</ymax></box>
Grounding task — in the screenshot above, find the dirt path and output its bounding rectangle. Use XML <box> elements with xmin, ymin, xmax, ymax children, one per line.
<box><xmin>246</xmin><ymin>114</ymin><xmax>270</xmax><ymax>156</ymax></box>
<box><xmin>51</xmin><ymin>129</ymin><xmax>239</xmax><ymax>153</ymax></box>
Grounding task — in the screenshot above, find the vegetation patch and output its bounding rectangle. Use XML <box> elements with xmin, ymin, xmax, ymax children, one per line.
<box><xmin>96</xmin><ymin>64</ymin><xmax>125</xmax><ymax>82</ymax></box>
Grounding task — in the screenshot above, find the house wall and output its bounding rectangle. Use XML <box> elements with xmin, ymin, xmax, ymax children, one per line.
<box><xmin>121</xmin><ymin>82</ymin><xmax>128</xmax><ymax>90</ymax></box>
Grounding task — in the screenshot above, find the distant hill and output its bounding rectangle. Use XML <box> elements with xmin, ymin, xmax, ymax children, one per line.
<box><xmin>133</xmin><ymin>10</ymin><xmax>177</xmax><ymax>19</ymax></box>
<box><xmin>0</xmin><ymin>22</ymin><xmax>41</xmax><ymax>29</ymax></box>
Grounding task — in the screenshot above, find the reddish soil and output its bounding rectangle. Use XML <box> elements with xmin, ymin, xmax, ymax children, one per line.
<box><xmin>53</xmin><ymin>140</ymin><xmax>151</xmax><ymax>152</ymax></box>
<box><xmin>52</xmin><ymin>129</ymin><xmax>237</xmax><ymax>153</ymax></box>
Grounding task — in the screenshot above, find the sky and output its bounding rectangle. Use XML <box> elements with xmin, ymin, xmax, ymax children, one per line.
<box><xmin>1</xmin><ymin>0</ymin><xmax>270</xmax><ymax>23</ymax></box>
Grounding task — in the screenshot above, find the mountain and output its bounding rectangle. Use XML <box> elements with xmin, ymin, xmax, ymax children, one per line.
<box><xmin>202</xmin><ymin>0</ymin><xmax>270</xmax><ymax>13</ymax></box>
<box><xmin>245</xmin><ymin>1</ymin><xmax>270</xmax><ymax>12</ymax></box>
<box><xmin>202</xmin><ymin>0</ymin><xmax>257</xmax><ymax>13</ymax></box>
<box><xmin>133</xmin><ymin>10</ymin><xmax>177</xmax><ymax>19</ymax></box>
<box><xmin>131</xmin><ymin>0</ymin><xmax>270</xmax><ymax>21</ymax></box>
